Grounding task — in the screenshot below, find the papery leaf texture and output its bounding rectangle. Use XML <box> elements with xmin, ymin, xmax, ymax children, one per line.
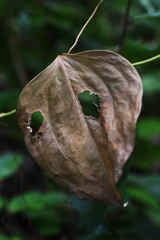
<box><xmin>16</xmin><ymin>50</ymin><xmax>142</xmax><ymax>207</ymax></box>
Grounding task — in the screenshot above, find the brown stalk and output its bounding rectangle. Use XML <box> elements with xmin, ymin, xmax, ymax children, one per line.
<box><xmin>68</xmin><ymin>0</ymin><xmax>103</xmax><ymax>54</ymax></box>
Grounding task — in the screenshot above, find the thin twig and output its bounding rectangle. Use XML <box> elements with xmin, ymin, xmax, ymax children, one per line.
<box><xmin>68</xmin><ymin>0</ymin><xmax>103</xmax><ymax>54</ymax></box>
<box><xmin>118</xmin><ymin>0</ymin><xmax>132</xmax><ymax>52</ymax></box>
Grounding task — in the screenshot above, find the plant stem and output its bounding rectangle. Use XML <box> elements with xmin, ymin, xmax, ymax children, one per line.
<box><xmin>118</xmin><ymin>0</ymin><xmax>132</xmax><ymax>52</ymax></box>
<box><xmin>68</xmin><ymin>0</ymin><xmax>103</xmax><ymax>54</ymax></box>
<box><xmin>0</xmin><ymin>109</ymin><xmax>16</xmax><ymax>118</ymax></box>
<box><xmin>132</xmin><ymin>54</ymin><xmax>160</xmax><ymax>66</ymax></box>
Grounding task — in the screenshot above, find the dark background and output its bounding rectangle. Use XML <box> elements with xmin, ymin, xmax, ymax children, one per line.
<box><xmin>0</xmin><ymin>0</ymin><xmax>160</xmax><ymax>239</ymax></box>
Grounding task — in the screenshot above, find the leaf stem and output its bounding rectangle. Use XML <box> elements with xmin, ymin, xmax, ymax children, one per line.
<box><xmin>68</xmin><ymin>0</ymin><xmax>103</xmax><ymax>54</ymax></box>
<box><xmin>0</xmin><ymin>109</ymin><xmax>16</xmax><ymax>118</ymax></box>
<box><xmin>132</xmin><ymin>54</ymin><xmax>160</xmax><ymax>66</ymax></box>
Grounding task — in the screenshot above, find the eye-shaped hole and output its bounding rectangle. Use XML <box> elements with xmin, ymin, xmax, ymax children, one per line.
<box><xmin>30</xmin><ymin>111</ymin><xmax>44</xmax><ymax>136</ymax></box>
<box><xmin>78</xmin><ymin>90</ymin><xmax>101</xmax><ymax>119</ymax></box>
<box><xmin>25</xmin><ymin>120</ymin><xmax>30</xmax><ymax>125</ymax></box>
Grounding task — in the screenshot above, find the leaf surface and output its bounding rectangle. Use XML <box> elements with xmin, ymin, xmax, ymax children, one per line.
<box><xmin>16</xmin><ymin>50</ymin><xmax>142</xmax><ymax>206</ymax></box>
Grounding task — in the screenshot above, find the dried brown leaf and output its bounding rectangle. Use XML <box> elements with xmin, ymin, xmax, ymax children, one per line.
<box><xmin>16</xmin><ymin>50</ymin><xmax>142</xmax><ymax>206</ymax></box>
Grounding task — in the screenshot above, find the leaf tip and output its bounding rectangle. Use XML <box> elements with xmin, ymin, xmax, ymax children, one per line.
<box><xmin>123</xmin><ymin>201</ymin><xmax>129</xmax><ymax>207</ymax></box>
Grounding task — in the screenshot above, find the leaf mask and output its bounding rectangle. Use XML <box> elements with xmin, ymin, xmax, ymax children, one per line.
<box><xmin>16</xmin><ymin>50</ymin><xmax>142</xmax><ymax>207</ymax></box>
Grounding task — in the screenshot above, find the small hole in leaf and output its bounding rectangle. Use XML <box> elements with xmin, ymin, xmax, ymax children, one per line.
<box><xmin>30</xmin><ymin>111</ymin><xmax>44</xmax><ymax>136</ymax></box>
<box><xmin>25</xmin><ymin>120</ymin><xmax>30</xmax><ymax>125</ymax></box>
<box><xmin>78</xmin><ymin>90</ymin><xmax>101</xmax><ymax>118</ymax></box>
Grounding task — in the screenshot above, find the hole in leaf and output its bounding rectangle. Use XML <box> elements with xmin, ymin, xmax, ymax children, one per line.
<box><xmin>30</xmin><ymin>111</ymin><xmax>44</xmax><ymax>136</ymax></box>
<box><xmin>25</xmin><ymin>120</ymin><xmax>30</xmax><ymax>125</ymax></box>
<box><xmin>78</xmin><ymin>90</ymin><xmax>101</xmax><ymax>118</ymax></box>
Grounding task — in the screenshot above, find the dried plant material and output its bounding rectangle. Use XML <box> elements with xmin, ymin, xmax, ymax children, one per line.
<box><xmin>16</xmin><ymin>50</ymin><xmax>142</xmax><ymax>206</ymax></box>
<box><xmin>68</xmin><ymin>0</ymin><xmax>104</xmax><ymax>54</ymax></box>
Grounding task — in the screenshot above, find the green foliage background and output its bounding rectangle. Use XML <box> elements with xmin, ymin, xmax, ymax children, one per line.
<box><xmin>0</xmin><ymin>0</ymin><xmax>160</xmax><ymax>239</ymax></box>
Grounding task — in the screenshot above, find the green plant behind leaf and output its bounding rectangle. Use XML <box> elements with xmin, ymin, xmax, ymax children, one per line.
<box><xmin>0</xmin><ymin>153</ymin><xmax>22</xmax><ymax>180</ymax></box>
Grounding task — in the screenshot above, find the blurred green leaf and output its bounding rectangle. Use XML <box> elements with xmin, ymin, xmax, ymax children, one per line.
<box><xmin>8</xmin><ymin>192</ymin><xmax>44</xmax><ymax>213</ymax></box>
<box><xmin>131</xmin><ymin>138</ymin><xmax>160</xmax><ymax>169</ymax></box>
<box><xmin>7</xmin><ymin>191</ymin><xmax>67</xmax><ymax>236</ymax></box>
<box><xmin>8</xmin><ymin>191</ymin><xmax>67</xmax><ymax>213</ymax></box>
<box><xmin>141</xmin><ymin>72</ymin><xmax>160</xmax><ymax>94</ymax></box>
<box><xmin>137</xmin><ymin>118</ymin><xmax>160</xmax><ymax>139</ymax></box>
<box><xmin>146</xmin><ymin>209</ymin><xmax>160</xmax><ymax>226</ymax></box>
<box><xmin>139</xmin><ymin>0</ymin><xmax>155</xmax><ymax>12</ymax></box>
<box><xmin>126</xmin><ymin>187</ymin><xmax>160</xmax><ymax>211</ymax></box>
<box><xmin>0</xmin><ymin>235</ymin><xmax>22</xmax><ymax>240</ymax></box>
<box><xmin>121</xmin><ymin>40</ymin><xmax>160</xmax><ymax>63</ymax></box>
<box><xmin>0</xmin><ymin>153</ymin><xmax>22</xmax><ymax>180</ymax></box>
<box><xmin>132</xmin><ymin>12</ymin><xmax>160</xmax><ymax>21</ymax></box>
<box><xmin>43</xmin><ymin>2</ymin><xmax>76</xmax><ymax>18</ymax></box>
<box><xmin>128</xmin><ymin>174</ymin><xmax>160</xmax><ymax>199</ymax></box>
<box><xmin>42</xmin><ymin>192</ymin><xmax>67</xmax><ymax>207</ymax></box>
